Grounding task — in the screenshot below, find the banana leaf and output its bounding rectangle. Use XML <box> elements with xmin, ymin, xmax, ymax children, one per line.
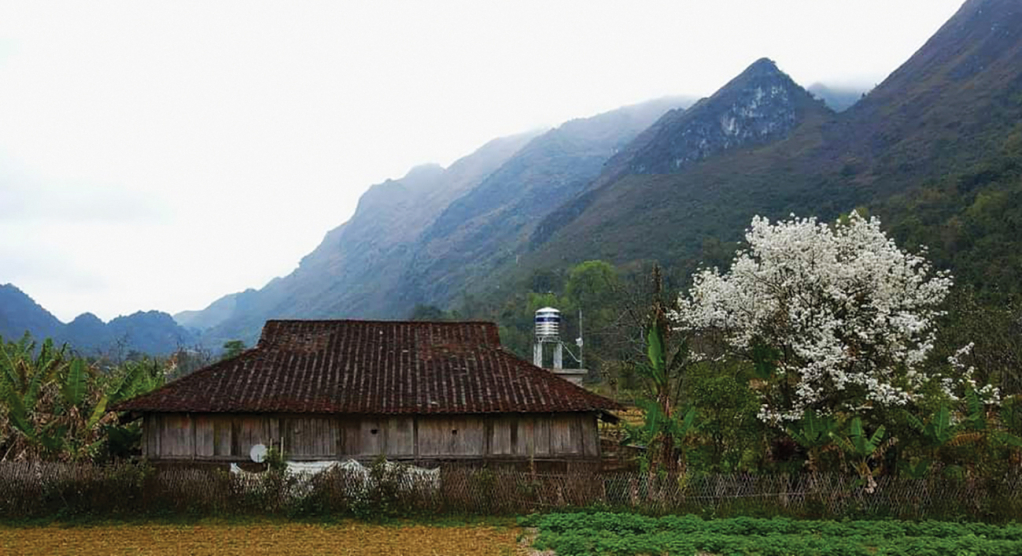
<box><xmin>61</xmin><ymin>358</ymin><xmax>87</xmax><ymax>409</ymax></box>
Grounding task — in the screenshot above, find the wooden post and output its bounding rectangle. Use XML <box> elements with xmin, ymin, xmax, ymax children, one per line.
<box><xmin>413</xmin><ymin>417</ymin><xmax>419</xmax><ymax>465</ymax></box>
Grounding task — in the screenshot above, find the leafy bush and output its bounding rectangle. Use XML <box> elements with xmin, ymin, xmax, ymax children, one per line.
<box><xmin>349</xmin><ymin>455</ymin><xmax>410</xmax><ymax>520</ymax></box>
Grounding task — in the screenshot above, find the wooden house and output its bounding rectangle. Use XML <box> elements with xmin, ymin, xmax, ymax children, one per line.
<box><xmin>113</xmin><ymin>320</ymin><xmax>620</xmax><ymax>467</ymax></box>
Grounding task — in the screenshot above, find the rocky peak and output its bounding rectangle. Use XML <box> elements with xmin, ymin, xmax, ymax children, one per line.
<box><xmin>621</xmin><ymin>57</ymin><xmax>824</xmax><ymax>175</ymax></box>
<box><xmin>731</xmin><ymin>57</ymin><xmax>785</xmax><ymax>82</ymax></box>
<box><xmin>529</xmin><ymin>59</ymin><xmax>825</xmax><ymax>248</ymax></box>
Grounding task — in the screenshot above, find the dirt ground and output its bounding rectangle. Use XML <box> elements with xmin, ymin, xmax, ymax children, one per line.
<box><xmin>0</xmin><ymin>522</ymin><xmax>528</xmax><ymax>556</ymax></box>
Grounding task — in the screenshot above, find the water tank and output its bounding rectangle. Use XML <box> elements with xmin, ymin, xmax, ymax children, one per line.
<box><xmin>534</xmin><ymin>307</ymin><xmax>561</xmax><ymax>340</ymax></box>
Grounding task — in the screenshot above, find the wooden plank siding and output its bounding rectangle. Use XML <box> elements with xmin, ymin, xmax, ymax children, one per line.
<box><xmin>141</xmin><ymin>412</ymin><xmax>601</xmax><ymax>462</ymax></box>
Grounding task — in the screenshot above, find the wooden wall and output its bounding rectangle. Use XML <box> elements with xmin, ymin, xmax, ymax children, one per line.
<box><xmin>142</xmin><ymin>412</ymin><xmax>601</xmax><ymax>462</ymax></box>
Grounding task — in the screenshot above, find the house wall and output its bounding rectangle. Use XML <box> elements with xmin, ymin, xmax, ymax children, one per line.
<box><xmin>141</xmin><ymin>412</ymin><xmax>601</xmax><ymax>463</ymax></box>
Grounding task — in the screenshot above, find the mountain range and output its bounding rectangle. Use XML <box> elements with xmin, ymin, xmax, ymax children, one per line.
<box><xmin>0</xmin><ymin>284</ymin><xmax>194</xmax><ymax>356</ymax></box>
<box><xmin>178</xmin><ymin>95</ymin><xmax>698</xmax><ymax>345</ymax></box>
<box><xmin>519</xmin><ymin>0</ymin><xmax>1022</xmax><ymax>294</ymax></box>
<box><xmin>3</xmin><ymin>0</ymin><xmax>1020</xmax><ymax>353</ymax></box>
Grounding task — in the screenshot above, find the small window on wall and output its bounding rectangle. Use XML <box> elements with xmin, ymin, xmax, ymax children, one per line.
<box><xmin>451</xmin><ymin>429</ymin><xmax>458</xmax><ymax>435</ymax></box>
<box><xmin>370</xmin><ymin>429</ymin><xmax>378</xmax><ymax>435</ymax></box>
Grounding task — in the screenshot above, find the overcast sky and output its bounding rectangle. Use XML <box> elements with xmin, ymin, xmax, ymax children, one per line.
<box><xmin>0</xmin><ymin>0</ymin><xmax>964</xmax><ymax>322</ymax></box>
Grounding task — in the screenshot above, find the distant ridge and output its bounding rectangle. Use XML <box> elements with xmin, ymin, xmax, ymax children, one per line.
<box><xmin>0</xmin><ymin>283</ymin><xmax>195</xmax><ymax>356</ymax></box>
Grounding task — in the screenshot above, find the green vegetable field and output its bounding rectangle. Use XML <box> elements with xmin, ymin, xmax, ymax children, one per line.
<box><xmin>523</xmin><ymin>512</ymin><xmax>1022</xmax><ymax>556</ymax></box>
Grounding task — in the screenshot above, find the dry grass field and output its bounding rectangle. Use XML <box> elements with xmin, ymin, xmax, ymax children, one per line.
<box><xmin>0</xmin><ymin>521</ymin><xmax>525</xmax><ymax>556</ymax></box>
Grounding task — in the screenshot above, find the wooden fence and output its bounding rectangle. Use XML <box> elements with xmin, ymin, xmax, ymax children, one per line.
<box><xmin>1</xmin><ymin>461</ymin><xmax>1019</xmax><ymax>521</ymax></box>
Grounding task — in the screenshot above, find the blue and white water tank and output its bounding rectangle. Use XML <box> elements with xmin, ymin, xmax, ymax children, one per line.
<box><xmin>534</xmin><ymin>307</ymin><xmax>561</xmax><ymax>341</ymax></box>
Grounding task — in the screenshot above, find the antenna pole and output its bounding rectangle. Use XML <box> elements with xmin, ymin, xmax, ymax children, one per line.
<box><xmin>578</xmin><ymin>308</ymin><xmax>584</xmax><ymax>369</ymax></box>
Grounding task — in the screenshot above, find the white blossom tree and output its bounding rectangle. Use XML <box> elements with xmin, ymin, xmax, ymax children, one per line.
<box><xmin>672</xmin><ymin>211</ymin><xmax>956</xmax><ymax>424</ymax></box>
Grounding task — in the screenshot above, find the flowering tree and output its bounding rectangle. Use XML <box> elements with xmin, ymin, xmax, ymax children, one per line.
<box><xmin>673</xmin><ymin>212</ymin><xmax>955</xmax><ymax>424</ymax></box>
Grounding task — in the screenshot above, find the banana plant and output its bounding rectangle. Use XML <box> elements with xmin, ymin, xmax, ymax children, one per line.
<box><xmin>58</xmin><ymin>357</ymin><xmax>164</xmax><ymax>461</ymax></box>
<box><xmin>786</xmin><ymin>409</ymin><xmax>838</xmax><ymax>473</ymax></box>
<box><xmin>903</xmin><ymin>401</ymin><xmax>967</xmax><ymax>474</ymax></box>
<box><xmin>904</xmin><ymin>403</ymin><xmax>956</xmax><ymax>446</ymax></box>
<box><xmin>899</xmin><ymin>404</ymin><xmax>944</xmax><ymax>479</ymax></box>
<box><xmin>624</xmin><ymin>402</ymin><xmax>699</xmax><ymax>452</ymax></box>
<box><xmin>954</xmin><ymin>390</ymin><xmax>1022</xmax><ymax>451</ymax></box>
<box><xmin>1</xmin><ymin>334</ymin><xmax>165</xmax><ymax>462</ymax></box>
<box><xmin>625</xmin><ymin>318</ymin><xmax>698</xmax><ymax>474</ymax></box>
<box><xmin>1</xmin><ymin>336</ymin><xmax>67</xmax><ymax>407</ymax></box>
<box><xmin>830</xmin><ymin>417</ymin><xmax>888</xmax><ymax>493</ymax></box>
<box><xmin>90</xmin><ymin>358</ymin><xmax>165</xmax><ymax>429</ymax></box>
<box><xmin>995</xmin><ymin>397</ymin><xmax>1022</xmax><ymax>450</ymax></box>
<box><xmin>0</xmin><ymin>336</ymin><xmax>70</xmax><ymax>457</ymax></box>
<box><xmin>902</xmin><ymin>390</ymin><xmax>1022</xmax><ymax>479</ymax></box>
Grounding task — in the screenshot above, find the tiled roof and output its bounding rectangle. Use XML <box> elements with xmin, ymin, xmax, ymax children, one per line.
<box><xmin>113</xmin><ymin>320</ymin><xmax>620</xmax><ymax>415</ymax></box>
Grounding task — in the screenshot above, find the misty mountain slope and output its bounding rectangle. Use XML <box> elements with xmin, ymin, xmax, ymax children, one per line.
<box><xmin>185</xmin><ymin>99</ymin><xmax>696</xmax><ymax>345</ymax></box>
<box><xmin>834</xmin><ymin>0</ymin><xmax>1022</xmax><ymax>186</ymax></box>
<box><xmin>531</xmin><ymin>58</ymin><xmax>832</xmax><ymax>249</ymax></box>
<box><xmin>521</xmin><ymin>0</ymin><xmax>1022</xmax><ymax>293</ymax></box>
<box><xmin>0</xmin><ymin>284</ymin><xmax>194</xmax><ymax>355</ymax></box>
<box><xmin>402</xmin><ymin>97</ymin><xmax>691</xmax><ymax>307</ymax></box>
<box><xmin>173</xmin><ymin>289</ymin><xmax>251</xmax><ymax>331</ymax></box>
<box><xmin>189</xmin><ymin>131</ymin><xmax>541</xmax><ymax>345</ymax></box>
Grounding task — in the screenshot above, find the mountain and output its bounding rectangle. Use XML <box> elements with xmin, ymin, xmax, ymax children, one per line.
<box><xmin>180</xmin><ymin>97</ymin><xmax>691</xmax><ymax>344</ymax></box>
<box><xmin>807</xmin><ymin>83</ymin><xmax>867</xmax><ymax>112</ymax></box>
<box><xmin>188</xmin><ymin>131</ymin><xmax>544</xmax><ymax>345</ymax></box>
<box><xmin>180</xmin><ymin>0</ymin><xmax>1022</xmax><ymax>342</ymax></box>
<box><xmin>0</xmin><ymin>284</ymin><xmax>64</xmax><ymax>342</ymax></box>
<box><xmin>612</xmin><ymin>59</ymin><xmax>826</xmax><ymax>177</ymax></box>
<box><xmin>402</xmin><ymin>96</ymin><xmax>692</xmax><ymax>307</ymax></box>
<box><xmin>519</xmin><ymin>0</ymin><xmax>1022</xmax><ymax>294</ymax></box>
<box><xmin>63</xmin><ymin>312</ymin><xmax>109</xmax><ymax>349</ymax></box>
<box><xmin>105</xmin><ymin>311</ymin><xmax>197</xmax><ymax>356</ymax></box>
<box><xmin>0</xmin><ymin>283</ymin><xmax>195</xmax><ymax>356</ymax></box>
<box><xmin>174</xmin><ymin>290</ymin><xmax>252</xmax><ymax>332</ymax></box>
<box><xmin>530</xmin><ymin>57</ymin><xmax>832</xmax><ymax>252</ymax></box>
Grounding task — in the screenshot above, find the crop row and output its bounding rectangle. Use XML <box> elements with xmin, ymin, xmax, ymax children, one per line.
<box><xmin>533</xmin><ymin>530</ymin><xmax>1022</xmax><ymax>556</ymax></box>
<box><xmin>524</xmin><ymin>513</ymin><xmax>1022</xmax><ymax>556</ymax></box>
<box><xmin>523</xmin><ymin>512</ymin><xmax>1022</xmax><ymax>540</ymax></box>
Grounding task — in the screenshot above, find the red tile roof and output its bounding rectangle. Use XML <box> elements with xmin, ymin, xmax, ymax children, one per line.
<box><xmin>113</xmin><ymin>320</ymin><xmax>620</xmax><ymax>415</ymax></box>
